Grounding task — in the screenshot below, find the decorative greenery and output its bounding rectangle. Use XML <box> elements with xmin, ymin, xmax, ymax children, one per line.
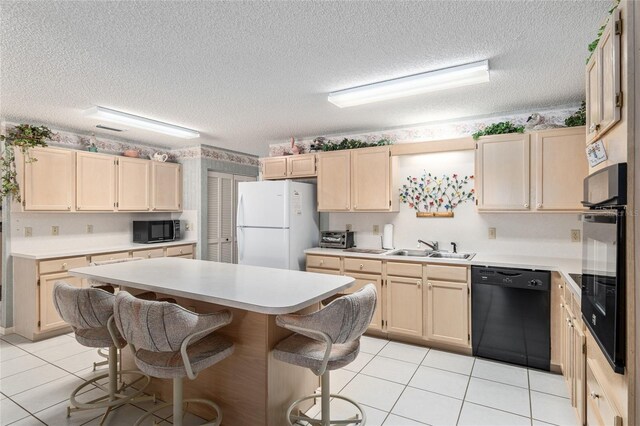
<box><xmin>319</xmin><ymin>138</ymin><xmax>392</xmax><ymax>152</ymax></box>
<box><xmin>1</xmin><ymin>124</ymin><xmax>54</xmax><ymax>202</ymax></box>
<box><xmin>565</xmin><ymin>101</ymin><xmax>586</xmax><ymax>127</ymax></box>
<box><xmin>471</xmin><ymin>121</ymin><xmax>525</xmax><ymax>140</ymax></box>
<box><xmin>586</xmin><ymin>1</ymin><xmax>620</xmax><ymax>64</ymax></box>
<box><xmin>399</xmin><ymin>171</ymin><xmax>475</xmax><ymax>212</ymax></box>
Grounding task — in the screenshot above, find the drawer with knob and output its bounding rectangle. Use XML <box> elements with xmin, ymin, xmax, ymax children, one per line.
<box><xmin>586</xmin><ymin>360</ymin><xmax>622</xmax><ymax>426</ymax></box>
<box><xmin>90</xmin><ymin>251</ymin><xmax>131</xmax><ymax>263</ymax></box>
<box><xmin>39</xmin><ymin>256</ymin><xmax>89</xmax><ymax>275</ymax></box>
<box><xmin>343</xmin><ymin>257</ymin><xmax>382</xmax><ymax>274</ymax></box>
<box><xmin>426</xmin><ymin>264</ymin><xmax>468</xmax><ymax>282</ymax></box>
<box><xmin>166</xmin><ymin>244</ymin><xmax>194</xmax><ymax>257</ymax></box>
<box><xmin>386</xmin><ymin>261</ymin><xmax>422</xmax><ymax>278</ymax></box>
<box><xmin>131</xmin><ymin>248</ymin><xmax>165</xmax><ymax>259</ymax></box>
<box><xmin>306</xmin><ymin>255</ymin><xmax>341</xmax><ymax>271</ymax></box>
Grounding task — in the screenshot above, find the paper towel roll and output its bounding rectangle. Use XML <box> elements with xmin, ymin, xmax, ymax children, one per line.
<box><xmin>382</xmin><ymin>224</ymin><xmax>394</xmax><ymax>249</ymax></box>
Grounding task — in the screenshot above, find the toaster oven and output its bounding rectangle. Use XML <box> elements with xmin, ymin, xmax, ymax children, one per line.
<box><xmin>320</xmin><ymin>231</ymin><xmax>355</xmax><ymax>249</ymax></box>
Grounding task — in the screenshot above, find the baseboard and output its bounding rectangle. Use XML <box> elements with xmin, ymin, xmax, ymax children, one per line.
<box><xmin>0</xmin><ymin>326</ymin><xmax>15</xmax><ymax>335</ymax></box>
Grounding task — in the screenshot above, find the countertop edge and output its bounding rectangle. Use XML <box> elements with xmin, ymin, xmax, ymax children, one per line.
<box><xmin>11</xmin><ymin>240</ymin><xmax>198</xmax><ymax>260</ymax></box>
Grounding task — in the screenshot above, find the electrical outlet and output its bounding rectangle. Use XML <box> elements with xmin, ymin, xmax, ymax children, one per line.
<box><xmin>51</xmin><ymin>226</ymin><xmax>59</xmax><ymax>236</ymax></box>
<box><xmin>488</xmin><ymin>227</ymin><xmax>496</xmax><ymax>239</ymax></box>
<box><xmin>571</xmin><ymin>229</ymin><xmax>581</xmax><ymax>242</ymax></box>
<box><xmin>372</xmin><ymin>225</ymin><xmax>380</xmax><ymax>235</ymax></box>
<box><xmin>185</xmin><ymin>222</ymin><xmax>192</xmax><ymax>231</ymax></box>
<box><xmin>86</xmin><ymin>224</ymin><xmax>93</xmax><ymax>234</ymax></box>
<box><xmin>24</xmin><ymin>227</ymin><xmax>32</xmax><ymax>237</ymax></box>
<box><xmin>345</xmin><ymin>224</ymin><xmax>352</xmax><ymax>231</ymax></box>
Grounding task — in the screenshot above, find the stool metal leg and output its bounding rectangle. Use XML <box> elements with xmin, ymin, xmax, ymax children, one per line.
<box><xmin>174</xmin><ymin>377</ymin><xmax>184</xmax><ymax>426</ymax></box>
<box><xmin>321</xmin><ymin>373</ymin><xmax>330</xmax><ymax>426</ymax></box>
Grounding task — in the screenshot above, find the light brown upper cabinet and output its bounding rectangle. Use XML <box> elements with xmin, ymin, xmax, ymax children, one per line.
<box><xmin>21</xmin><ymin>147</ymin><xmax>76</xmax><ymax>211</ymax></box>
<box><xmin>534</xmin><ymin>127</ymin><xmax>588</xmax><ymax>210</ymax></box>
<box><xmin>151</xmin><ymin>162</ymin><xmax>182</xmax><ymax>211</ymax></box>
<box><xmin>76</xmin><ymin>152</ymin><xmax>116</xmax><ymax>211</ymax></box>
<box><xmin>317</xmin><ymin>147</ymin><xmax>396</xmax><ymax>212</ymax></box>
<box><xmin>586</xmin><ymin>9</ymin><xmax>621</xmax><ymax>144</ymax></box>
<box><xmin>261</xmin><ymin>157</ymin><xmax>288</xmax><ymax>179</ymax></box>
<box><xmin>117</xmin><ymin>157</ymin><xmax>151</xmax><ymax>211</ymax></box>
<box><xmin>351</xmin><ymin>146</ymin><xmax>393</xmax><ymax>211</ymax></box>
<box><xmin>475</xmin><ymin>133</ymin><xmax>531</xmax><ymax>211</ymax></box>
<box><xmin>386</xmin><ymin>275</ymin><xmax>423</xmax><ymax>337</ymax></box>
<box><xmin>261</xmin><ymin>154</ymin><xmax>317</xmax><ymax>179</ymax></box>
<box><xmin>317</xmin><ymin>150</ymin><xmax>351</xmax><ymax>211</ymax></box>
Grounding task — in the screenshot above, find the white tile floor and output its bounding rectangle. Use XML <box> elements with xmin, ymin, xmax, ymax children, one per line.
<box><xmin>0</xmin><ymin>333</ymin><xmax>577</xmax><ymax>426</ymax></box>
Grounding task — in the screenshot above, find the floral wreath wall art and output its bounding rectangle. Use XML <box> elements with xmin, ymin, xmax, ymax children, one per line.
<box><xmin>399</xmin><ymin>172</ymin><xmax>475</xmax><ymax>217</ymax></box>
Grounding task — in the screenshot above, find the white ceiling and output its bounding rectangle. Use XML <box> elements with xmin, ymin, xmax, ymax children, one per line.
<box><xmin>0</xmin><ymin>1</ymin><xmax>609</xmax><ymax>155</ymax></box>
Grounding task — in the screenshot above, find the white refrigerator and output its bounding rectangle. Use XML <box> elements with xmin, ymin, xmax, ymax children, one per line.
<box><xmin>236</xmin><ymin>180</ymin><xmax>319</xmax><ymax>270</ymax></box>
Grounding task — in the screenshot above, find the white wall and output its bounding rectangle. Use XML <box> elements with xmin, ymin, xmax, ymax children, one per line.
<box><xmin>326</xmin><ymin>151</ymin><xmax>583</xmax><ymax>259</ymax></box>
<box><xmin>10</xmin><ymin>212</ymin><xmax>173</xmax><ymax>253</ymax></box>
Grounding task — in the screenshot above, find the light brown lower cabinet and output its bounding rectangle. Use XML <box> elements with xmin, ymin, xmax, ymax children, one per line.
<box><xmin>425</xmin><ymin>280</ymin><xmax>469</xmax><ymax>347</ymax></box>
<box><xmin>346</xmin><ymin>272</ymin><xmax>383</xmax><ymax>331</ymax></box>
<box><xmin>385</xmin><ymin>275</ymin><xmax>423</xmax><ymax>337</ymax></box>
<box><xmin>39</xmin><ymin>272</ymin><xmax>85</xmax><ymax>332</ymax></box>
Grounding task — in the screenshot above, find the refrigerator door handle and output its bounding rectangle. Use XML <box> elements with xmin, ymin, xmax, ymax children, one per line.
<box><xmin>237</xmin><ymin>227</ymin><xmax>244</xmax><ymax>262</ymax></box>
<box><xmin>236</xmin><ymin>193</ymin><xmax>244</xmax><ymax>228</ymax></box>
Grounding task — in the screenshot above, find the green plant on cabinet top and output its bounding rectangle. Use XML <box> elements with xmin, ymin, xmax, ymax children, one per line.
<box><xmin>1</xmin><ymin>124</ymin><xmax>54</xmax><ymax>203</ymax></box>
<box><xmin>471</xmin><ymin>121</ymin><xmax>525</xmax><ymax>140</ymax></box>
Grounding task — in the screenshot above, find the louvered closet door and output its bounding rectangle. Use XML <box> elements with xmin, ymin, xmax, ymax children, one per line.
<box><xmin>233</xmin><ymin>175</ymin><xmax>257</xmax><ymax>263</ymax></box>
<box><xmin>207</xmin><ymin>172</ymin><xmax>234</xmax><ymax>263</ymax></box>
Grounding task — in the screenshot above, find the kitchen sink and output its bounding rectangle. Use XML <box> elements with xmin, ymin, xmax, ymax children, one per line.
<box><xmin>387</xmin><ymin>249</ymin><xmax>475</xmax><ymax>260</ymax></box>
<box><xmin>427</xmin><ymin>252</ymin><xmax>475</xmax><ymax>260</ymax></box>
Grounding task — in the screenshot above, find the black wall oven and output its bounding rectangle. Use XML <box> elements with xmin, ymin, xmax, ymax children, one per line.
<box><xmin>581</xmin><ymin>163</ymin><xmax>626</xmax><ymax>374</ymax></box>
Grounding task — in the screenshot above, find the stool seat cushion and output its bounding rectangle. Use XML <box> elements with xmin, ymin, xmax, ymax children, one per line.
<box><xmin>75</xmin><ymin>326</ymin><xmax>125</xmax><ymax>348</ymax></box>
<box><xmin>273</xmin><ymin>334</ymin><xmax>360</xmax><ymax>373</ymax></box>
<box><xmin>133</xmin><ymin>333</ymin><xmax>234</xmax><ymax>379</ymax></box>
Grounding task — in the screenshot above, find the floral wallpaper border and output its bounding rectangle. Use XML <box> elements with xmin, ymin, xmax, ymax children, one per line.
<box><xmin>268</xmin><ymin>105</ymin><xmax>579</xmax><ymax>156</ymax></box>
<box><xmin>2</xmin><ymin>122</ymin><xmax>259</xmax><ymax>167</ymax></box>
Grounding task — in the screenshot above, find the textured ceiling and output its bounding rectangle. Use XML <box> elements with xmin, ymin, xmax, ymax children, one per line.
<box><xmin>0</xmin><ymin>0</ymin><xmax>609</xmax><ymax>155</ymax></box>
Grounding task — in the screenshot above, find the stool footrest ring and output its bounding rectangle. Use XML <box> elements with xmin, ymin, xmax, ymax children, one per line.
<box><xmin>133</xmin><ymin>398</ymin><xmax>222</xmax><ymax>426</ymax></box>
<box><xmin>286</xmin><ymin>393</ymin><xmax>366</xmax><ymax>425</ymax></box>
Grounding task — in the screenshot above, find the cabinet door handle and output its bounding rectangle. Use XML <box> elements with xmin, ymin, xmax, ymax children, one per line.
<box><xmin>417</xmin><ymin>280</ymin><xmax>422</xmax><ymax>289</ymax></box>
<box><xmin>428</xmin><ymin>282</ymin><xmax>432</xmax><ymax>289</ymax></box>
<box><xmin>359</xmin><ymin>264</ymin><xmax>363</xmax><ymax>270</ymax></box>
<box><xmin>537</xmin><ymin>203</ymin><xmax>542</xmax><ymax>208</ymax></box>
<box><xmin>524</xmin><ymin>203</ymin><xmax>529</xmax><ymax>208</ymax></box>
<box><xmin>147</xmin><ymin>254</ymin><xmax>152</xmax><ymax>258</ymax></box>
<box><xmin>61</xmin><ymin>262</ymin><xmax>68</xmax><ymax>269</ymax></box>
<box><xmin>559</xmin><ymin>284</ymin><xmax>563</xmax><ymax>289</ymax></box>
<box><xmin>179</xmin><ymin>249</ymin><xmax>183</xmax><ymax>254</ymax></box>
<box><xmin>589</xmin><ymin>123</ymin><xmax>601</xmax><ymax>133</ymax></box>
<box><xmin>590</xmin><ymin>392</ymin><xmax>599</xmax><ymax>399</ymax></box>
<box><xmin>67</xmin><ymin>206</ymin><xmax>71</xmax><ymax>210</ymax></box>
<box><xmin>320</xmin><ymin>260</ymin><xmax>324</xmax><ymax>265</ymax></box>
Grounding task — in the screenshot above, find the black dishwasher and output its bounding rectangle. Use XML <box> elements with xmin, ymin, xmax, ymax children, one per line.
<box><xmin>472</xmin><ymin>266</ymin><xmax>551</xmax><ymax>370</ymax></box>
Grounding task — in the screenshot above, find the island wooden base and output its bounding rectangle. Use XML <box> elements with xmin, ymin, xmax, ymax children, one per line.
<box><xmin>121</xmin><ymin>289</ymin><xmax>318</xmax><ymax>426</ymax></box>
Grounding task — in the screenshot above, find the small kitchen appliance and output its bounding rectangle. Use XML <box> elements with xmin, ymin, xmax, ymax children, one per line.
<box><xmin>319</xmin><ymin>231</ymin><xmax>355</xmax><ymax>249</ymax></box>
<box><xmin>581</xmin><ymin>162</ymin><xmax>627</xmax><ymax>374</ymax></box>
<box><xmin>133</xmin><ymin>220</ymin><xmax>181</xmax><ymax>243</ymax></box>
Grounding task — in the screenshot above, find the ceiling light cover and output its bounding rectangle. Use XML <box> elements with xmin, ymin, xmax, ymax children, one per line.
<box><xmin>85</xmin><ymin>106</ymin><xmax>200</xmax><ymax>139</ymax></box>
<box><xmin>328</xmin><ymin>60</ymin><xmax>490</xmax><ymax>108</ymax></box>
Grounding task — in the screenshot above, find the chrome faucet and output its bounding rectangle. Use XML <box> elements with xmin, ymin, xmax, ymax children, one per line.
<box><xmin>418</xmin><ymin>239</ymin><xmax>439</xmax><ymax>251</ymax></box>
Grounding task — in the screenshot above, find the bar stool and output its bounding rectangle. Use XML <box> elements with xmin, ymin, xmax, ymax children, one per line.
<box><xmin>87</xmin><ymin>257</ymin><xmax>176</xmax><ymax>370</ymax></box>
<box><xmin>273</xmin><ymin>284</ymin><xmax>377</xmax><ymax>426</ymax></box>
<box><xmin>113</xmin><ymin>291</ymin><xmax>234</xmax><ymax>426</ymax></box>
<box><xmin>52</xmin><ymin>282</ymin><xmax>155</xmax><ymax>424</ymax></box>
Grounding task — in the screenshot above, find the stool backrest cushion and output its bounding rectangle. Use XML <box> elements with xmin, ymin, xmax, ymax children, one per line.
<box><xmin>87</xmin><ymin>257</ymin><xmax>144</xmax><ymax>288</ymax></box>
<box><xmin>52</xmin><ymin>282</ymin><xmax>115</xmax><ymax>329</ymax></box>
<box><xmin>277</xmin><ymin>283</ymin><xmax>377</xmax><ymax>344</ymax></box>
<box><xmin>114</xmin><ymin>291</ymin><xmax>231</xmax><ymax>352</ymax></box>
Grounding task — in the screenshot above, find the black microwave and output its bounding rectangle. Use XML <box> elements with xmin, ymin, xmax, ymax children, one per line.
<box><xmin>133</xmin><ymin>220</ymin><xmax>181</xmax><ymax>244</ymax></box>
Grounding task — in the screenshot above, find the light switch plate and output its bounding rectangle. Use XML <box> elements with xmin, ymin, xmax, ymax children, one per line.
<box><xmin>571</xmin><ymin>229</ymin><xmax>581</xmax><ymax>242</ymax></box>
<box><xmin>488</xmin><ymin>227</ymin><xmax>496</xmax><ymax>239</ymax></box>
<box><xmin>86</xmin><ymin>224</ymin><xmax>93</xmax><ymax>234</ymax></box>
<box><xmin>372</xmin><ymin>225</ymin><xmax>380</xmax><ymax>235</ymax></box>
<box><xmin>51</xmin><ymin>226</ymin><xmax>59</xmax><ymax>236</ymax></box>
<box><xmin>24</xmin><ymin>227</ymin><xmax>32</xmax><ymax>237</ymax></box>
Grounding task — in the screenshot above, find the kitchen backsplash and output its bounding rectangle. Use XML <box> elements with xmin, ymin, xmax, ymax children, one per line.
<box><xmin>324</xmin><ymin>151</ymin><xmax>583</xmax><ymax>260</ymax></box>
<box><xmin>10</xmin><ymin>210</ymin><xmax>197</xmax><ymax>253</ymax></box>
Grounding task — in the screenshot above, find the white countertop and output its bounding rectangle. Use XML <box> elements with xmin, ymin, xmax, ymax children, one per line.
<box><xmin>305</xmin><ymin>247</ymin><xmax>582</xmax><ymax>299</ymax></box>
<box><xmin>11</xmin><ymin>240</ymin><xmax>198</xmax><ymax>260</ymax></box>
<box><xmin>70</xmin><ymin>257</ymin><xmax>355</xmax><ymax>315</ymax></box>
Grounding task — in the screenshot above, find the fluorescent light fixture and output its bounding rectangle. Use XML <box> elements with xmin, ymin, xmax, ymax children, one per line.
<box><xmin>85</xmin><ymin>106</ymin><xmax>200</xmax><ymax>139</ymax></box>
<box><xmin>328</xmin><ymin>60</ymin><xmax>490</xmax><ymax>108</ymax></box>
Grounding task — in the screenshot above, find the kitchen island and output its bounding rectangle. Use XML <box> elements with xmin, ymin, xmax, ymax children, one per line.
<box><xmin>70</xmin><ymin>257</ymin><xmax>355</xmax><ymax>425</ymax></box>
